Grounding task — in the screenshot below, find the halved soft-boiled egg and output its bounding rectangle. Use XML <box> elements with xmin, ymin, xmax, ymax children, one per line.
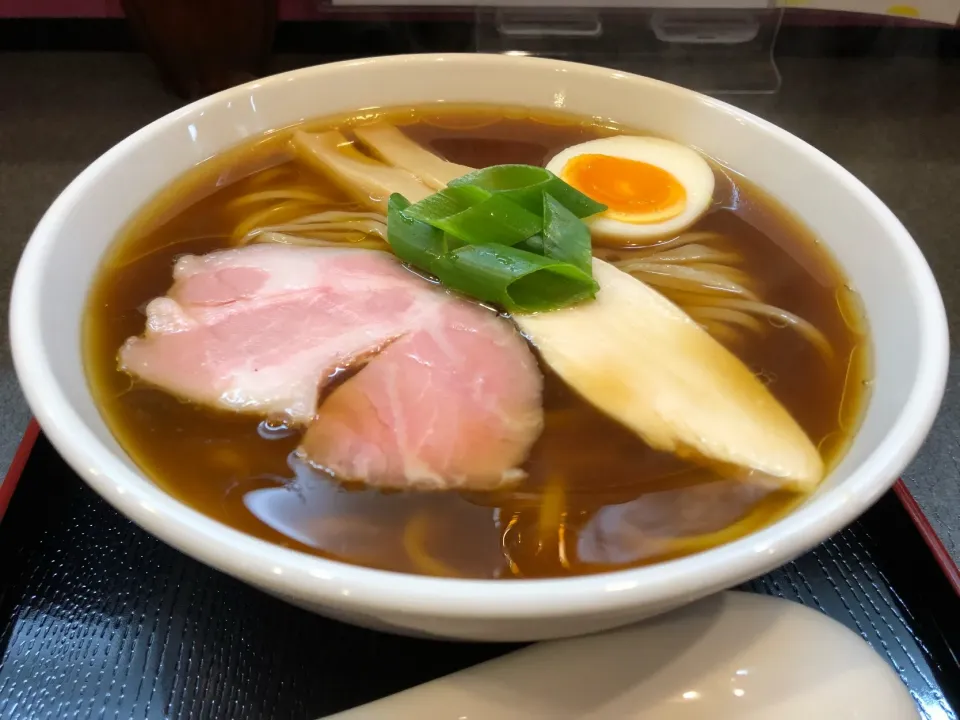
<box><xmin>546</xmin><ymin>136</ymin><xmax>716</xmax><ymax>246</ymax></box>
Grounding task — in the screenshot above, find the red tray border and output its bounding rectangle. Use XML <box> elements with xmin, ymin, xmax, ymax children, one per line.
<box><xmin>0</xmin><ymin>419</ymin><xmax>39</xmax><ymax>522</ymax></box>
<box><xmin>2</xmin><ymin>418</ymin><xmax>958</xmax><ymax>596</ymax></box>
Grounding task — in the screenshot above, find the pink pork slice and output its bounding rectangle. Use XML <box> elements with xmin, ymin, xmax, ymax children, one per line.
<box><xmin>119</xmin><ymin>245</ymin><xmax>544</xmax><ymax>490</ymax></box>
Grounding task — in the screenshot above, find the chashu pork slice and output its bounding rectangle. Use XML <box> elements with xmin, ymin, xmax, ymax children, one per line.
<box><xmin>119</xmin><ymin>245</ymin><xmax>543</xmax><ymax>490</ymax></box>
<box><xmin>513</xmin><ymin>258</ymin><xmax>824</xmax><ymax>491</ymax></box>
<box><xmin>301</xmin><ymin>300</ymin><xmax>544</xmax><ymax>490</ymax></box>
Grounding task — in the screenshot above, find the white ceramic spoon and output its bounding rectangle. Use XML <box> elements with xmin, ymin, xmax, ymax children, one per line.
<box><xmin>327</xmin><ymin>592</ymin><xmax>918</xmax><ymax>719</ymax></box>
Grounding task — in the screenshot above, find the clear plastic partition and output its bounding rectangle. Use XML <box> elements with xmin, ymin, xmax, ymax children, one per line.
<box><xmin>472</xmin><ymin>5</ymin><xmax>784</xmax><ymax>94</ymax></box>
<box><xmin>318</xmin><ymin>1</ymin><xmax>785</xmax><ymax>94</ymax></box>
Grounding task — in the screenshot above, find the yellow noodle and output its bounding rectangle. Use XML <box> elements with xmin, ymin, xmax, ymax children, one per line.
<box><xmin>110</xmin><ymin>376</ymin><xmax>136</xmax><ymax>401</ymax></box>
<box><xmin>226</xmin><ymin>189</ymin><xmax>331</xmax><ymax>210</ymax></box>
<box><xmin>254</xmin><ymin>231</ymin><xmax>387</xmax><ymax>251</ymax></box>
<box><xmin>538</xmin><ymin>476</ymin><xmax>566</xmax><ymax>546</ymax></box>
<box><xmin>643</xmin><ymin>231</ymin><xmax>729</xmax><ymax>253</ymax></box>
<box><xmin>232</xmin><ymin>200</ymin><xmax>314</xmax><ymax>241</ymax></box>
<box><xmin>699</xmin><ymin>320</ymin><xmax>743</xmax><ymax>346</ymax></box>
<box><xmin>557</xmin><ymin>522</ymin><xmax>571</xmax><ymax>570</ymax></box>
<box><xmin>500</xmin><ymin>513</ymin><xmax>523</xmax><ymax>577</ymax></box>
<box><xmin>816</xmin><ymin>431</ymin><xmax>844</xmax><ymax>467</ymax></box>
<box><xmin>686</xmin><ymin>306</ymin><xmax>765</xmax><ymax>334</ymax></box>
<box><xmin>662</xmin><ymin>292</ymin><xmax>834</xmax><ymax>362</ymax></box>
<box><xmin>687</xmin><ymin>262</ymin><xmax>754</xmax><ymax>287</ymax></box>
<box><xmin>642</xmin><ymin>244</ymin><xmax>744</xmax><ymax>266</ymax></box>
<box><xmin>836</xmin><ymin>285</ymin><xmax>868</xmax><ymax>334</ymax></box>
<box><xmin>241</xmin><ymin>165</ymin><xmax>289</xmax><ymax>189</ymax></box>
<box><xmin>403</xmin><ymin>513</ymin><xmax>460</xmax><ymax>577</ymax></box>
<box><xmin>249</xmin><ymin>220</ymin><xmax>386</xmax><ymax>240</ymax></box>
<box><xmin>838</xmin><ymin>344</ymin><xmax>871</xmax><ymax>433</ymax></box>
<box><xmin>617</xmin><ymin>261</ymin><xmax>759</xmax><ymax>300</ymax></box>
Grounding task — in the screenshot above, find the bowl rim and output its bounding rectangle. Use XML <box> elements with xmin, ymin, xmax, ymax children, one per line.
<box><xmin>10</xmin><ymin>53</ymin><xmax>950</xmax><ymax>618</ymax></box>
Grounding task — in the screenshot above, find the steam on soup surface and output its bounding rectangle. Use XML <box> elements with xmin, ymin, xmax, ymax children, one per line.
<box><xmin>85</xmin><ymin>105</ymin><xmax>869</xmax><ymax>579</ymax></box>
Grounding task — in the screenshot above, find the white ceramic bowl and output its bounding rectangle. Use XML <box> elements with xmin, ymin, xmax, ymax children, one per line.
<box><xmin>10</xmin><ymin>54</ymin><xmax>948</xmax><ymax>642</ymax></box>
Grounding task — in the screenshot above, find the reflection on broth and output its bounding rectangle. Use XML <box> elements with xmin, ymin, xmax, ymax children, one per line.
<box><xmin>84</xmin><ymin>105</ymin><xmax>870</xmax><ymax>579</ymax></box>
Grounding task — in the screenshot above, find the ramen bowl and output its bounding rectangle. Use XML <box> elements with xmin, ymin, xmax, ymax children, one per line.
<box><xmin>10</xmin><ymin>54</ymin><xmax>948</xmax><ymax>641</ymax></box>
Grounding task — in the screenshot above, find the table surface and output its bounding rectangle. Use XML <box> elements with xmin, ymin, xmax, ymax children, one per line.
<box><xmin>1</xmin><ymin>34</ymin><xmax>958</xmax><ymax>561</ymax></box>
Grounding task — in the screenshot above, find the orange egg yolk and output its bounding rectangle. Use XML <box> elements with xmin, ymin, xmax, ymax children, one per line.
<box><xmin>561</xmin><ymin>154</ymin><xmax>686</xmax><ymax>224</ymax></box>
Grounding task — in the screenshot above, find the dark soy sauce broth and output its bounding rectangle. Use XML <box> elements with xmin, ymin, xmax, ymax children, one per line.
<box><xmin>85</xmin><ymin>106</ymin><xmax>869</xmax><ymax>578</ymax></box>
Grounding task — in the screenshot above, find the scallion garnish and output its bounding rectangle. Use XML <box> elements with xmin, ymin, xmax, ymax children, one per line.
<box><xmin>541</xmin><ymin>193</ymin><xmax>594</xmax><ymax>275</ymax></box>
<box><xmin>386</xmin><ymin>194</ymin><xmax>447</xmax><ymax>267</ymax></box>
<box><xmin>403</xmin><ymin>186</ymin><xmax>542</xmax><ymax>247</ymax></box>
<box><xmin>448</xmin><ymin>164</ymin><xmax>606</xmax><ymax>219</ymax></box>
<box><xmin>432</xmin><ymin>244</ymin><xmax>599</xmax><ymax>313</ymax></box>
<box><xmin>386</xmin><ymin>164</ymin><xmax>605</xmax><ymax>313</ymax></box>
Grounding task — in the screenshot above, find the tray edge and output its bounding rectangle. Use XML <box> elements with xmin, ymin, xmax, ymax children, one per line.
<box><xmin>0</xmin><ymin>419</ymin><xmax>39</xmax><ymax>522</ymax></box>
<box><xmin>893</xmin><ymin>478</ymin><xmax>960</xmax><ymax>596</ymax></box>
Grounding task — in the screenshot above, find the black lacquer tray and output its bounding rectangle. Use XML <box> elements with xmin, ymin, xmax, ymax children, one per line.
<box><xmin>1</xmin><ymin>423</ymin><xmax>958</xmax><ymax>719</ymax></box>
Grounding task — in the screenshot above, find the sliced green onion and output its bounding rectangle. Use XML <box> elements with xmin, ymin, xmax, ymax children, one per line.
<box><xmin>404</xmin><ymin>186</ymin><xmax>541</xmax><ymax>247</ymax></box>
<box><xmin>515</xmin><ymin>234</ymin><xmax>544</xmax><ymax>255</ymax></box>
<box><xmin>386</xmin><ymin>194</ymin><xmax>446</xmax><ymax>267</ymax></box>
<box><xmin>448</xmin><ymin>164</ymin><xmax>606</xmax><ymax>219</ymax></box>
<box><xmin>542</xmin><ymin>193</ymin><xmax>593</xmax><ymax>274</ymax></box>
<box><xmin>386</xmin><ymin>164</ymin><xmax>606</xmax><ymax>313</ymax></box>
<box><xmin>431</xmin><ymin>244</ymin><xmax>599</xmax><ymax>313</ymax></box>
<box><xmin>402</xmin><ymin>184</ymin><xmax>487</xmax><ymax>220</ymax></box>
<box><xmin>442</xmin><ymin>231</ymin><xmax>467</xmax><ymax>252</ymax></box>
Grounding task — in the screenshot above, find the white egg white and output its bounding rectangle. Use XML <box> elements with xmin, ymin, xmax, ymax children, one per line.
<box><xmin>546</xmin><ymin>136</ymin><xmax>716</xmax><ymax>246</ymax></box>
